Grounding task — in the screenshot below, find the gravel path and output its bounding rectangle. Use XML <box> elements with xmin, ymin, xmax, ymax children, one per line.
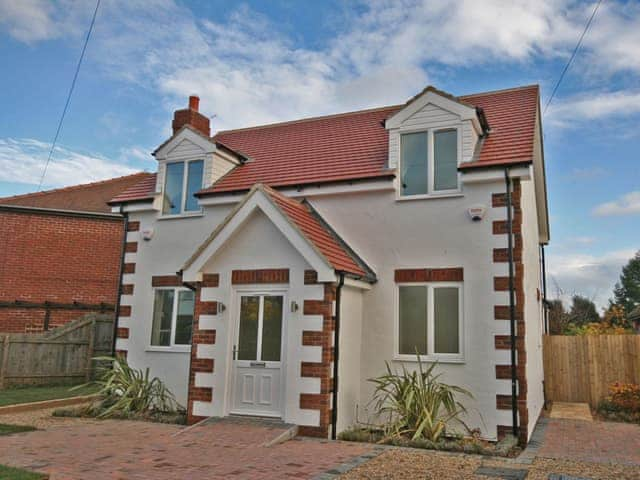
<box><xmin>339</xmin><ymin>449</ymin><xmax>640</xmax><ymax>480</ymax></box>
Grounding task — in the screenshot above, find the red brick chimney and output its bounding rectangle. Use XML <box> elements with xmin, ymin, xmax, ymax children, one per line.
<box><xmin>172</xmin><ymin>95</ymin><xmax>210</xmax><ymax>137</ymax></box>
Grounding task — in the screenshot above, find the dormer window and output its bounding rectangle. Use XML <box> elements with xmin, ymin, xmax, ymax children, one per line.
<box><xmin>400</xmin><ymin>128</ymin><xmax>460</xmax><ymax>197</ymax></box>
<box><xmin>162</xmin><ymin>159</ymin><xmax>204</xmax><ymax>215</ymax></box>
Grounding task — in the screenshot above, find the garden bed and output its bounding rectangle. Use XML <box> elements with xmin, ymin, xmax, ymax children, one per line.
<box><xmin>596</xmin><ymin>382</ymin><xmax>640</xmax><ymax>424</ymax></box>
<box><xmin>52</xmin><ymin>401</ymin><xmax>186</xmax><ymax>425</ymax></box>
<box><xmin>0</xmin><ymin>423</ymin><xmax>37</xmax><ymax>436</ymax></box>
<box><xmin>338</xmin><ymin>427</ymin><xmax>520</xmax><ymax>457</ymax></box>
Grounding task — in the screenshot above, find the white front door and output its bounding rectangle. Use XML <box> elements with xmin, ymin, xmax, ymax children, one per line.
<box><xmin>231</xmin><ymin>293</ymin><xmax>285</xmax><ymax>417</ymax></box>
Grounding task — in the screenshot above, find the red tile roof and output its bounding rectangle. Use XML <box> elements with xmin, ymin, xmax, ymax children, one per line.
<box><xmin>0</xmin><ymin>172</ymin><xmax>153</xmax><ymax>214</ymax></box>
<box><xmin>110</xmin><ymin>85</ymin><xmax>540</xmax><ymax>202</ymax></box>
<box><xmin>200</xmin><ymin>105</ymin><xmax>400</xmax><ymax>195</ymax></box>
<box><xmin>458</xmin><ymin>86</ymin><xmax>539</xmax><ymax>169</ymax></box>
<box><xmin>262</xmin><ymin>185</ymin><xmax>370</xmax><ymax>279</ymax></box>
<box><xmin>108</xmin><ymin>173</ymin><xmax>157</xmax><ymax>205</ymax></box>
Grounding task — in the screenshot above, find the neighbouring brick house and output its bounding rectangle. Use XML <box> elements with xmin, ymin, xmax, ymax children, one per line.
<box><xmin>0</xmin><ymin>173</ymin><xmax>153</xmax><ymax>333</ymax></box>
<box><xmin>110</xmin><ymin>86</ymin><xmax>550</xmax><ymax>444</ymax></box>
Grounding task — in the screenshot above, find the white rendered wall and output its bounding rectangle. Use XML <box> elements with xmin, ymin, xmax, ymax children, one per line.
<box><xmin>116</xmin><ymin>206</ymin><xmax>232</xmax><ymax>406</ymax></box>
<box><xmin>521</xmin><ymin>179</ymin><xmax>545</xmax><ymax>437</ymax></box>
<box><xmin>195</xmin><ymin>210</ymin><xmax>324</xmax><ymax>426</ymax></box>
<box><xmin>310</xmin><ymin>182</ymin><xmax>509</xmax><ymax>439</ymax></box>
<box><xmin>336</xmin><ymin>285</ymin><xmax>364</xmax><ymax>434</ymax></box>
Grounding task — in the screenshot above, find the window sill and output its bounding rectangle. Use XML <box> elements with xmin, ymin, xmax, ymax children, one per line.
<box><xmin>393</xmin><ymin>354</ymin><xmax>465</xmax><ymax>364</ymax></box>
<box><xmin>157</xmin><ymin>211</ymin><xmax>204</xmax><ymax>221</ymax></box>
<box><xmin>396</xmin><ymin>192</ymin><xmax>463</xmax><ymax>202</ymax></box>
<box><xmin>145</xmin><ymin>346</ymin><xmax>191</xmax><ymax>353</ymax></box>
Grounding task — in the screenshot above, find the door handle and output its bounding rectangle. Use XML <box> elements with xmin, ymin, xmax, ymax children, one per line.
<box><xmin>250</xmin><ymin>361</ymin><xmax>266</xmax><ymax>368</ymax></box>
<box><xmin>232</xmin><ymin>345</ymin><xmax>237</xmax><ymax>360</ymax></box>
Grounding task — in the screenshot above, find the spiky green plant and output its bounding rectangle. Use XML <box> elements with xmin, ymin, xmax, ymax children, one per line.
<box><xmin>368</xmin><ymin>355</ymin><xmax>472</xmax><ymax>442</ymax></box>
<box><xmin>72</xmin><ymin>356</ymin><xmax>179</xmax><ymax>418</ymax></box>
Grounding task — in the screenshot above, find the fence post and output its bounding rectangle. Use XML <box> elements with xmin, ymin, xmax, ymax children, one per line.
<box><xmin>86</xmin><ymin>319</ymin><xmax>96</xmax><ymax>382</ymax></box>
<box><xmin>0</xmin><ymin>335</ymin><xmax>9</xmax><ymax>388</ymax></box>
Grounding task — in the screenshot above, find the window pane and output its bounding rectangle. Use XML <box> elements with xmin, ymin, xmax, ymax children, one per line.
<box><xmin>185</xmin><ymin>160</ymin><xmax>203</xmax><ymax>211</ymax></box>
<box><xmin>434</xmin><ymin>130</ymin><xmax>458</xmax><ymax>191</ymax></box>
<box><xmin>151</xmin><ymin>290</ymin><xmax>174</xmax><ymax>346</ymax></box>
<box><xmin>401</xmin><ymin>132</ymin><xmax>428</xmax><ymax>196</ymax></box>
<box><xmin>434</xmin><ymin>287</ymin><xmax>460</xmax><ymax>354</ymax></box>
<box><xmin>398</xmin><ymin>286</ymin><xmax>428</xmax><ymax>355</ymax></box>
<box><xmin>174</xmin><ymin>290</ymin><xmax>195</xmax><ymax>345</ymax></box>
<box><xmin>163</xmin><ymin>162</ymin><xmax>185</xmax><ymax>214</ymax></box>
<box><xmin>238</xmin><ymin>296</ymin><xmax>260</xmax><ymax>360</ymax></box>
<box><xmin>261</xmin><ymin>296</ymin><xmax>283</xmax><ymax>361</ymax></box>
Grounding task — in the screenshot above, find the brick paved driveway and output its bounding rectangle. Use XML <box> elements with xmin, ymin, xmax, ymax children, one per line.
<box><xmin>537</xmin><ymin>417</ymin><xmax>640</xmax><ymax>465</ymax></box>
<box><xmin>0</xmin><ymin>418</ymin><xmax>373</xmax><ymax>479</ymax></box>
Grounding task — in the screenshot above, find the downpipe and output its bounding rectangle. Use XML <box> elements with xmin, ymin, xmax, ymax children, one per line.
<box><xmin>331</xmin><ymin>272</ymin><xmax>345</xmax><ymax>440</ymax></box>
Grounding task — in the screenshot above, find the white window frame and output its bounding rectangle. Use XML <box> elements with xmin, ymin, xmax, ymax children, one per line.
<box><xmin>396</xmin><ymin>126</ymin><xmax>462</xmax><ymax>200</ymax></box>
<box><xmin>161</xmin><ymin>159</ymin><xmax>204</xmax><ymax>217</ymax></box>
<box><xmin>394</xmin><ymin>281</ymin><xmax>464</xmax><ymax>363</ymax></box>
<box><xmin>147</xmin><ymin>287</ymin><xmax>194</xmax><ymax>352</ymax></box>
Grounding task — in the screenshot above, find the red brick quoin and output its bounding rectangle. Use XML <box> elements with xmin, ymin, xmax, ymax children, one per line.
<box><xmin>492</xmin><ymin>179</ymin><xmax>529</xmax><ymax>444</ymax></box>
<box><xmin>300</xmin><ymin>280</ymin><xmax>337</xmax><ymax>438</ymax></box>
<box><xmin>187</xmin><ymin>280</ymin><xmax>218</xmax><ymax>425</ymax></box>
<box><xmin>0</xmin><ymin>209</ymin><xmax>123</xmax><ymax>333</ymax></box>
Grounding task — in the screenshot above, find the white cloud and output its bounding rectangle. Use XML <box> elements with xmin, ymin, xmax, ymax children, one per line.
<box><xmin>546</xmin><ymin>248</ymin><xmax>636</xmax><ymax>309</ymax></box>
<box><xmin>593</xmin><ymin>191</ymin><xmax>640</xmax><ymax>216</ymax></box>
<box><xmin>4</xmin><ymin>0</ymin><xmax>639</xmax><ymax>131</ymax></box>
<box><xmin>119</xmin><ymin>146</ymin><xmax>153</xmax><ymax>163</ymax></box>
<box><xmin>546</xmin><ymin>90</ymin><xmax>640</xmax><ymax>127</ymax></box>
<box><xmin>0</xmin><ymin>0</ymin><xmax>87</xmax><ymax>44</ymax></box>
<box><xmin>0</xmin><ymin>138</ymin><xmax>138</xmax><ymax>188</ymax></box>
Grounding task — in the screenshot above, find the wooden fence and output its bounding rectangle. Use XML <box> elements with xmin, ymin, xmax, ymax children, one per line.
<box><xmin>543</xmin><ymin>334</ymin><xmax>640</xmax><ymax>407</ymax></box>
<box><xmin>0</xmin><ymin>313</ymin><xmax>114</xmax><ymax>388</ymax></box>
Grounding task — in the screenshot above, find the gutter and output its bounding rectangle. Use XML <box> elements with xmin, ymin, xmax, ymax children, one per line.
<box><xmin>504</xmin><ymin>168</ymin><xmax>519</xmax><ymax>440</ymax></box>
<box><xmin>330</xmin><ymin>272</ymin><xmax>345</xmax><ymax>440</ymax></box>
<box><xmin>0</xmin><ymin>204</ymin><xmax>122</xmax><ymax>220</ymax></box>
<box><xmin>111</xmin><ymin>206</ymin><xmax>129</xmax><ymax>355</ymax></box>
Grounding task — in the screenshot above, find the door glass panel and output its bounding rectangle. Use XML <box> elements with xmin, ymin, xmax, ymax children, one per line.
<box><xmin>238</xmin><ymin>296</ymin><xmax>260</xmax><ymax>360</ymax></box>
<box><xmin>174</xmin><ymin>290</ymin><xmax>195</xmax><ymax>345</ymax></box>
<box><xmin>151</xmin><ymin>290</ymin><xmax>174</xmax><ymax>346</ymax></box>
<box><xmin>398</xmin><ymin>285</ymin><xmax>428</xmax><ymax>355</ymax></box>
<box><xmin>434</xmin><ymin>287</ymin><xmax>460</xmax><ymax>354</ymax></box>
<box><xmin>261</xmin><ymin>296</ymin><xmax>283</xmax><ymax>361</ymax></box>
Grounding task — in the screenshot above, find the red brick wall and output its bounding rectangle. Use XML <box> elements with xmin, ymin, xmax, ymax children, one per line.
<box><xmin>0</xmin><ymin>209</ymin><xmax>123</xmax><ymax>333</ymax></box>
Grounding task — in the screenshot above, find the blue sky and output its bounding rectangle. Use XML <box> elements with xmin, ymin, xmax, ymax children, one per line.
<box><xmin>0</xmin><ymin>0</ymin><xmax>638</xmax><ymax>308</ymax></box>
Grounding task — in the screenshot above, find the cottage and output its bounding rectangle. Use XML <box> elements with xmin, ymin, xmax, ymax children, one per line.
<box><xmin>109</xmin><ymin>86</ymin><xmax>549</xmax><ymax>443</ymax></box>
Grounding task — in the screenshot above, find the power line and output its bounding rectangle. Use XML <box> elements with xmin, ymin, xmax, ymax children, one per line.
<box><xmin>37</xmin><ymin>0</ymin><xmax>101</xmax><ymax>190</ymax></box>
<box><xmin>543</xmin><ymin>0</ymin><xmax>603</xmax><ymax>116</ymax></box>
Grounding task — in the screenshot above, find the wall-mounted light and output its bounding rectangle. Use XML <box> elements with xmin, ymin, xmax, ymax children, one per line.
<box><xmin>290</xmin><ymin>301</ymin><xmax>299</xmax><ymax>313</ymax></box>
<box><xmin>218</xmin><ymin>302</ymin><xmax>226</xmax><ymax>313</ymax></box>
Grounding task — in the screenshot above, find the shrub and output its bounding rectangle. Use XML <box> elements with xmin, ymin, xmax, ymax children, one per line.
<box><xmin>605</xmin><ymin>382</ymin><xmax>640</xmax><ymax>412</ymax></box>
<box><xmin>597</xmin><ymin>382</ymin><xmax>640</xmax><ymax>424</ymax></box>
<box><xmin>72</xmin><ymin>356</ymin><xmax>180</xmax><ymax>418</ymax></box>
<box><xmin>368</xmin><ymin>355</ymin><xmax>472</xmax><ymax>442</ymax></box>
<box><xmin>563</xmin><ymin>321</ymin><xmax>634</xmax><ymax>336</ymax></box>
